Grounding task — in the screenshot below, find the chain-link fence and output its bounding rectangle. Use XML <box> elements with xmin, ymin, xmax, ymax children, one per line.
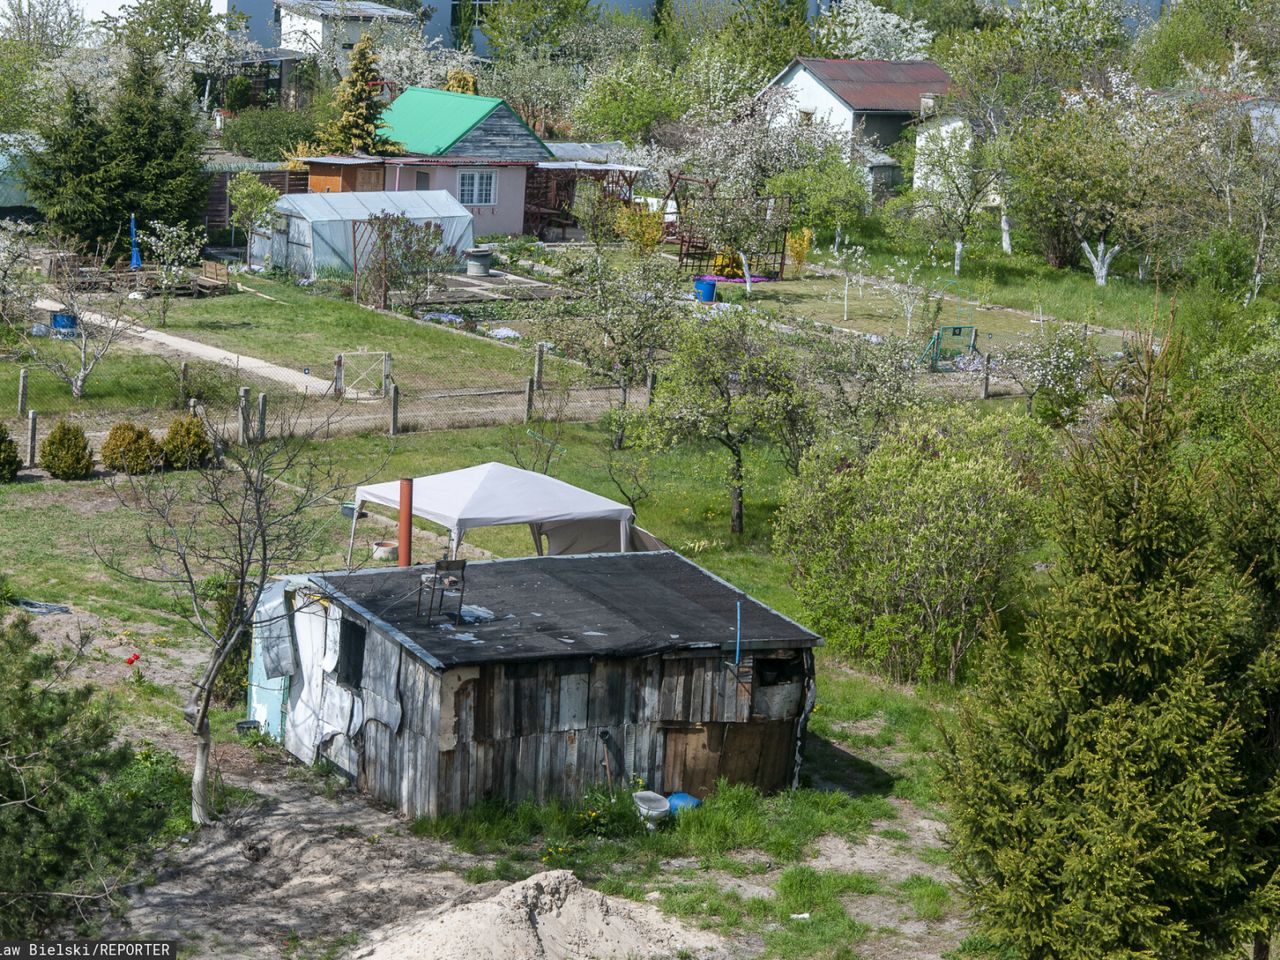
<box><xmin>0</xmin><ymin>330</ymin><xmax>644</xmax><ymax>458</ymax></box>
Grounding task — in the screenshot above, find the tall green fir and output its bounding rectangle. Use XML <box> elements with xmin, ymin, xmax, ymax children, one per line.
<box><xmin>945</xmin><ymin>339</ymin><xmax>1280</xmax><ymax>960</ymax></box>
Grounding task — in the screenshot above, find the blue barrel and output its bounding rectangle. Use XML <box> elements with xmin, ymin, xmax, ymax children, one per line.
<box><xmin>667</xmin><ymin>792</ymin><xmax>701</xmax><ymax>816</ymax></box>
<box><xmin>693</xmin><ymin>278</ymin><xmax>717</xmax><ymax>303</ymax></box>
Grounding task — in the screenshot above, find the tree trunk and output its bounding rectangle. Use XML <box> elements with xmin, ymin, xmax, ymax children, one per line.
<box><xmin>953</xmin><ymin>239</ymin><xmax>963</xmax><ymax>276</ymax></box>
<box><xmin>739</xmin><ymin>252</ymin><xmax>752</xmax><ymax>296</ymax></box>
<box><xmin>1081</xmin><ymin>239</ymin><xmax>1119</xmax><ymax>286</ymax></box>
<box><xmin>191</xmin><ymin>717</ymin><xmax>213</xmax><ymax>825</ymax></box>
<box><xmin>1254</xmin><ymin>931</ymin><xmax>1270</xmax><ymax>960</ymax></box>
<box><xmin>612</xmin><ymin>382</ymin><xmax>629</xmax><ymax>450</ymax></box>
<box><xmin>1000</xmin><ymin>208</ymin><xmax>1012</xmax><ymax>254</ymax></box>
<box><xmin>729</xmin><ymin>446</ymin><xmax>744</xmax><ymax>535</ymax></box>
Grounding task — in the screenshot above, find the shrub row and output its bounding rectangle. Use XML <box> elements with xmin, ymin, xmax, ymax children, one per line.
<box><xmin>0</xmin><ymin>416</ymin><xmax>215</xmax><ymax>483</ymax></box>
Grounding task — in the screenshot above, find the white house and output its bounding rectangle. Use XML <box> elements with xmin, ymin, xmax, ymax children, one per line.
<box><xmin>763</xmin><ymin>57</ymin><xmax>951</xmax><ymax>149</ymax></box>
<box><xmin>276</xmin><ymin>0</ymin><xmax>418</xmax><ymax>63</ymax></box>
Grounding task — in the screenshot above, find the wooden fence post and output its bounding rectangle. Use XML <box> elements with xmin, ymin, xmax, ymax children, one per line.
<box><xmin>17</xmin><ymin>368</ymin><xmax>27</xmax><ymax>417</ymax></box>
<box><xmin>334</xmin><ymin>353</ymin><xmax>344</xmax><ymax>400</ymax></box>
<box><xmin>524</xmin><ymin>377</ymin><xmax>535</xmax><ymax>423</ymax></box>
<box><xmin>237</xmin><ymin>387</ymin><xmax>250</xmax><ymax>445</ymax></box>
<box><xmin>179</xmin><ymin>361</ymin><xmax>189</xmax><ymax>406</ymax></box>
<box><xmin>26</xmin><ymin>411</ymin><xmax>36</xmax><ymax>467</ymax></box>
<box><xmin>188</xmin><ymin>398</ymin><xmax>197</xmax><ymax>415</ymax></box>
<box><xmin>647</xmin><ymin>371</ymin><xmax>657</xmax><ymax>406</ymax></box>
<box><xmin>980</xmin><ymin>352</ymin><xmax>990</xmax><ymax>401</ymax></box>
<box><xmin>389</xmin><ymin>383</ymin><xmax>399</xmax><ymax>436</ymax></box>
<box><xmin>383</xmin><ymin>353</ymin><xmax>392</xmax><ymax>396</ymax></box>
<box><xmin>533</xmin><ymin>343</ymin><xmax>544</xmax><ymax>390</ymax></box>
<box><xmin>257</xmin><ymin>392</ymin><xmax>267</xmax><ymax>442</ymax></box>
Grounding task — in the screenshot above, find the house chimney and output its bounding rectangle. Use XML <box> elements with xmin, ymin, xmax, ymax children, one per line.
<box><xmin>398</xmin><ymin>477</ymin><xmax>412</xmax><ymax>567</ymax></box>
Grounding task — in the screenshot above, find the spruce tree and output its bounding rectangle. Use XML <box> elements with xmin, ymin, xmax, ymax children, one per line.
<box><xmin>104</xmin><ymin>46</ymin><xmax>208</xmax><ymax>236</ymax></box>
<box><xmin>321</xmin><ymin>34</ymin><xmax>399</xmax><ymax>156</ymax></box>
<box><xmin>946</xmin><ymin>340</ymin><xmax>1280</xmax><ymax>959</ymax></box>
<box><xmin>21</xmin><ymin>87</ymin><xmax>115</xmax><ymax>244</ymax></box>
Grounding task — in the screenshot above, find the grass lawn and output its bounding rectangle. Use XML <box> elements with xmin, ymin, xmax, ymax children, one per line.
<box><xmin>162</xmin><ymin>278</ymin><xmax>585</xmax><ymax>395</ymax></box>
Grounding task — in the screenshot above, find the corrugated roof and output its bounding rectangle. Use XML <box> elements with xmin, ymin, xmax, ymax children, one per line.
<box><xmin>789</xmin><ymin>58</ymin><xmax>951</xmax><ymax>113</ymax></box>
<box><xmin>547</xmin><ymin>141</ymin><xmax>626</xmax><ymax>162</ymax></box>
<box><xmin>275</xmin><ymin>189</ymin><xmax>471</xmax><ymax>224</ymax></box>
<box><xmin>382</xmin><ymin>87</ymin><xmax>505</xmax><ymax>156</ymax></box>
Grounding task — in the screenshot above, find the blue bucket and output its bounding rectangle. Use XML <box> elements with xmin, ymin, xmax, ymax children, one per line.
<box><xmin>667</xmin><ymin>792</ymin><xmax>701</xmax><ymax>816</ymax></box>
<box><xmin>693</xmin><ymin>278</ymin><xmax>717</xmax><ymax>303</ymax></box>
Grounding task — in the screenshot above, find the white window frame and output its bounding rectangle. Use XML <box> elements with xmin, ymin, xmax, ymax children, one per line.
<box><xmin>458</xmin><ymin>168</ymin><xmax>496</xmax><ymax>207</ymax></box>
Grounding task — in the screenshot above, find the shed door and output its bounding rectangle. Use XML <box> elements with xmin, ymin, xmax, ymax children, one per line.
<box><xmin>663</xmin><ymin>723</ymin><xmax>724</xmax><ymax>798</ymax></box>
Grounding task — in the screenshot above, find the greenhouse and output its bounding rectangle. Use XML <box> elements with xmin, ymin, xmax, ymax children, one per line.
<box><xmin>251</xmin><ymin>190</ymin><xmax>474</xmax><ymax>279</ymax></box>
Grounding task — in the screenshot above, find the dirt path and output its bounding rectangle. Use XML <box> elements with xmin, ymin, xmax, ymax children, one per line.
<box><xmin>33</xmin><ymin>298</ymin><xmax>336</xmax><ymax>396</ymax></box>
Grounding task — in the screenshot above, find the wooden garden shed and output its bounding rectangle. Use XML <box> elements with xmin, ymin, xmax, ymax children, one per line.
<box><xmin>249</xmin><ymin>552</ymin><xmax>820</xmax><ymax>817</ymax></box>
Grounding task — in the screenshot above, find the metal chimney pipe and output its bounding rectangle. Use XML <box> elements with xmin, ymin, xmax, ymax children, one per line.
<box><xmin>398</xmin><ymin>477</ymin><xmax>412</xmax><ymax>568</ymax></box>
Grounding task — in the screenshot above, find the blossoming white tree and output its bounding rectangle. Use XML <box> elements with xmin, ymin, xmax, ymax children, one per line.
<box><xmin>816</xmin><ymin>0</ymin><xmax>933</xmax><ymax>61</ymax></box>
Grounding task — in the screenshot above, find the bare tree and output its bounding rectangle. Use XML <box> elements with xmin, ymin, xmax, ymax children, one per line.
<box><xmin>0</xmin><ymin>227</ymin><xmax>137</xmax><ymax>399</ymax></box>
<box><xmin>104</xmin><ymin>405</ymin><xmax>371</xmax><ymax>824</ymax></box>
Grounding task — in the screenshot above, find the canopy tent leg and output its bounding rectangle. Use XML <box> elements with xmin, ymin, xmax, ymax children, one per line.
<box><xmin>619</xmin><ymin>520</ymin><xmax>629</xmax><ymax>553</ymax></box>
<box><xmin>530</xmin><ymin>523</ymin><xmax>544</xmax><ymax>556</ymax></box>
<box><xmin>345</xmin><ymin>504</ymin><xmax>360</xmax><ymax>569</ymax></box>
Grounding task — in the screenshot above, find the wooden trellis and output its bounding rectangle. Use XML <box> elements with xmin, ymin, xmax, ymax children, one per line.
<box><xmin>674</xmin><ymin>193</ymin><xmax>793</xmax><ymax>281</ymax></box>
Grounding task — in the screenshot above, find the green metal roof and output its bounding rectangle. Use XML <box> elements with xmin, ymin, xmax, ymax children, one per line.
<box><xmin>382</xmin><ymin>88</ymin><xmax>508</xmax><ymax>156</ymax></box>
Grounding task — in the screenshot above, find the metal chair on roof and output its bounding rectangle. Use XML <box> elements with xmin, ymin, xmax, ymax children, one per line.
<box><xmin>416</xmin><ymin>558</ymin><xmax>468</xmax><ymax>622</ymax></box>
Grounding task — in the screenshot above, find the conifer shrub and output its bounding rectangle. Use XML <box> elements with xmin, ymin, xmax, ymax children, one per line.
<box><xmin>162</xmin><ymin>415</ymin><xmax>212</xmax><ymax>470</ymax></box>
<box><xmin>39</xmin><ymin>420</ymin><xmax>93</xmax><ymax>480</ymax></box>
<box><xmin>101</xmin><ymin>422</ymin><xmax>163</xmax><ymax>475</ymax></box>
<box><xmin>0</xmin><ymin>423</ymin><xmax>20</xmax><ymax>483</ymax></box>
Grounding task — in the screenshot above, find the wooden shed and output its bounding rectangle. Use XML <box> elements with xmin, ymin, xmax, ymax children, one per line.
<box><xmin>302</xmin><ymin>155</ymin><xmax>386</xmax><ymax>194</ymax></box>
<box><xmin>249</xmin><ymin>552</ymin><xmax>820</xmax><ymax>817</ymax></box>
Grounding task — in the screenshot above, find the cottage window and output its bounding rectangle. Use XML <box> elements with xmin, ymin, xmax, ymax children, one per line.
<box><xmin>458</xmin><ymin>170</ymin><xmax>496</xmax><ymax>206</ymax></box>
<box><xmin>415</xmin><ymin>170</ymin><xmax>430</xmax><ymax>190</ymax></box>
<box><xmin>336</xmin><ymin>618</ymin><xmax>366</xmax><ymax>690</ymax></box>
<box><xmin>451</xmin><ymin>0</ymin><xmax>496</xmax><ymax>28</ymax></box>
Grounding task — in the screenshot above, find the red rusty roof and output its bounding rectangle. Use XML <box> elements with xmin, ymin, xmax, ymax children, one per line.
<box><xmin>790</xmin><ymin>58</ymin><xmax>951</xmax><ymax>112</ymax></box>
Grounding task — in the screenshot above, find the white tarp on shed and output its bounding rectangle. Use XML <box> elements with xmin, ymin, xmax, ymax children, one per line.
<box><xmin>348</xmin><ymin>461</ymin><xmax>636</xmax><ymax>559</ymax></box>
<box><xmin>251</xmin><ymin>189</ymin><xmax>473</xmax><ymax>279</ymax></box>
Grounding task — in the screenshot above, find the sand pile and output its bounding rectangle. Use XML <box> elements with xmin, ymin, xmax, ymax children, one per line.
<box><xmin>354</xmin><ymin>870</ymin><xmax>726</xmax><ymax>960</ymax></box>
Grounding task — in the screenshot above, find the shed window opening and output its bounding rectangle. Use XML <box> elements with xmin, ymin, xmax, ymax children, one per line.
<box><xmin>459</xmin><ymin>170</ymin><xmax>495</xmax><ymax>206</ymax></box>
<box><xmin>755</xmin><ymin>656</ymin><xmax>803</xmax><ymax>687</ymax></box>
<box><xmin>336</xmin><ymin>618</ymin><xmax>367</xmax><ymax>689</ymax></box>
<box><xmin>415</xmin><ymin>170</ymin><xmax>430</xmax><ymax>190</ymax></box>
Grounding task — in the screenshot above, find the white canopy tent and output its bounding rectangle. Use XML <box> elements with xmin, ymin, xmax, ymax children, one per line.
<box><xmin>346</xmin><ymin>462</ymin><xmax>637</xmax><ymax>563</ymax></box>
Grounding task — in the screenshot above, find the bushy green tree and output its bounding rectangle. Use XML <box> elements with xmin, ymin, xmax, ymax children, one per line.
<box><xmin>946</xmin><ymin>342</ymin><xmax>1280</xmax><ymax>959</ymax></box>
<box><xmin>765</xmin><ymin>150</ymin><xmax>867</xmax><ymax>246</ymax></box>
<box><xmin>481</xmin><ymin>0</ymin><xmax>596</xmax><ymax>59</ymax></box>
<box><xmin>321</xmin><ymin>33</ymin><xmax>400</xmax><ymax>155</ymax></box>
<box><xmin>775</xmin><ymin>410</ymin><xmax>1051</xmax><ymax>683</ymax></box>
<box><xmin>222</xmin><ymin>107</ymin><xmax>320</xmax><ymax>162</ymax></box>
<box><xmin>0</xmin><ymin>38</ymin><xmax>39</xmax><ymax>133</ymax></box>
<box><xmin>642</xmin><ymin>311</ymin><xmax>808</xmax><ymax>534</ymax></box>
<box><xmin>571</xmin><ymin>54</ymin><xmax>685</xmax><ymax>144</ymax></box>
<box><xmin>227</xmin><ymin>171</ymin><xmax>280</xmax><ymax>266</ymax></box>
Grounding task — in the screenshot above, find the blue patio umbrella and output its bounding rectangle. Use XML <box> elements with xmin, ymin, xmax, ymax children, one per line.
<box><xmin>129</xmin><ymin>213</ymin><xmax>142</xmax><ymax>270</ymax></box>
